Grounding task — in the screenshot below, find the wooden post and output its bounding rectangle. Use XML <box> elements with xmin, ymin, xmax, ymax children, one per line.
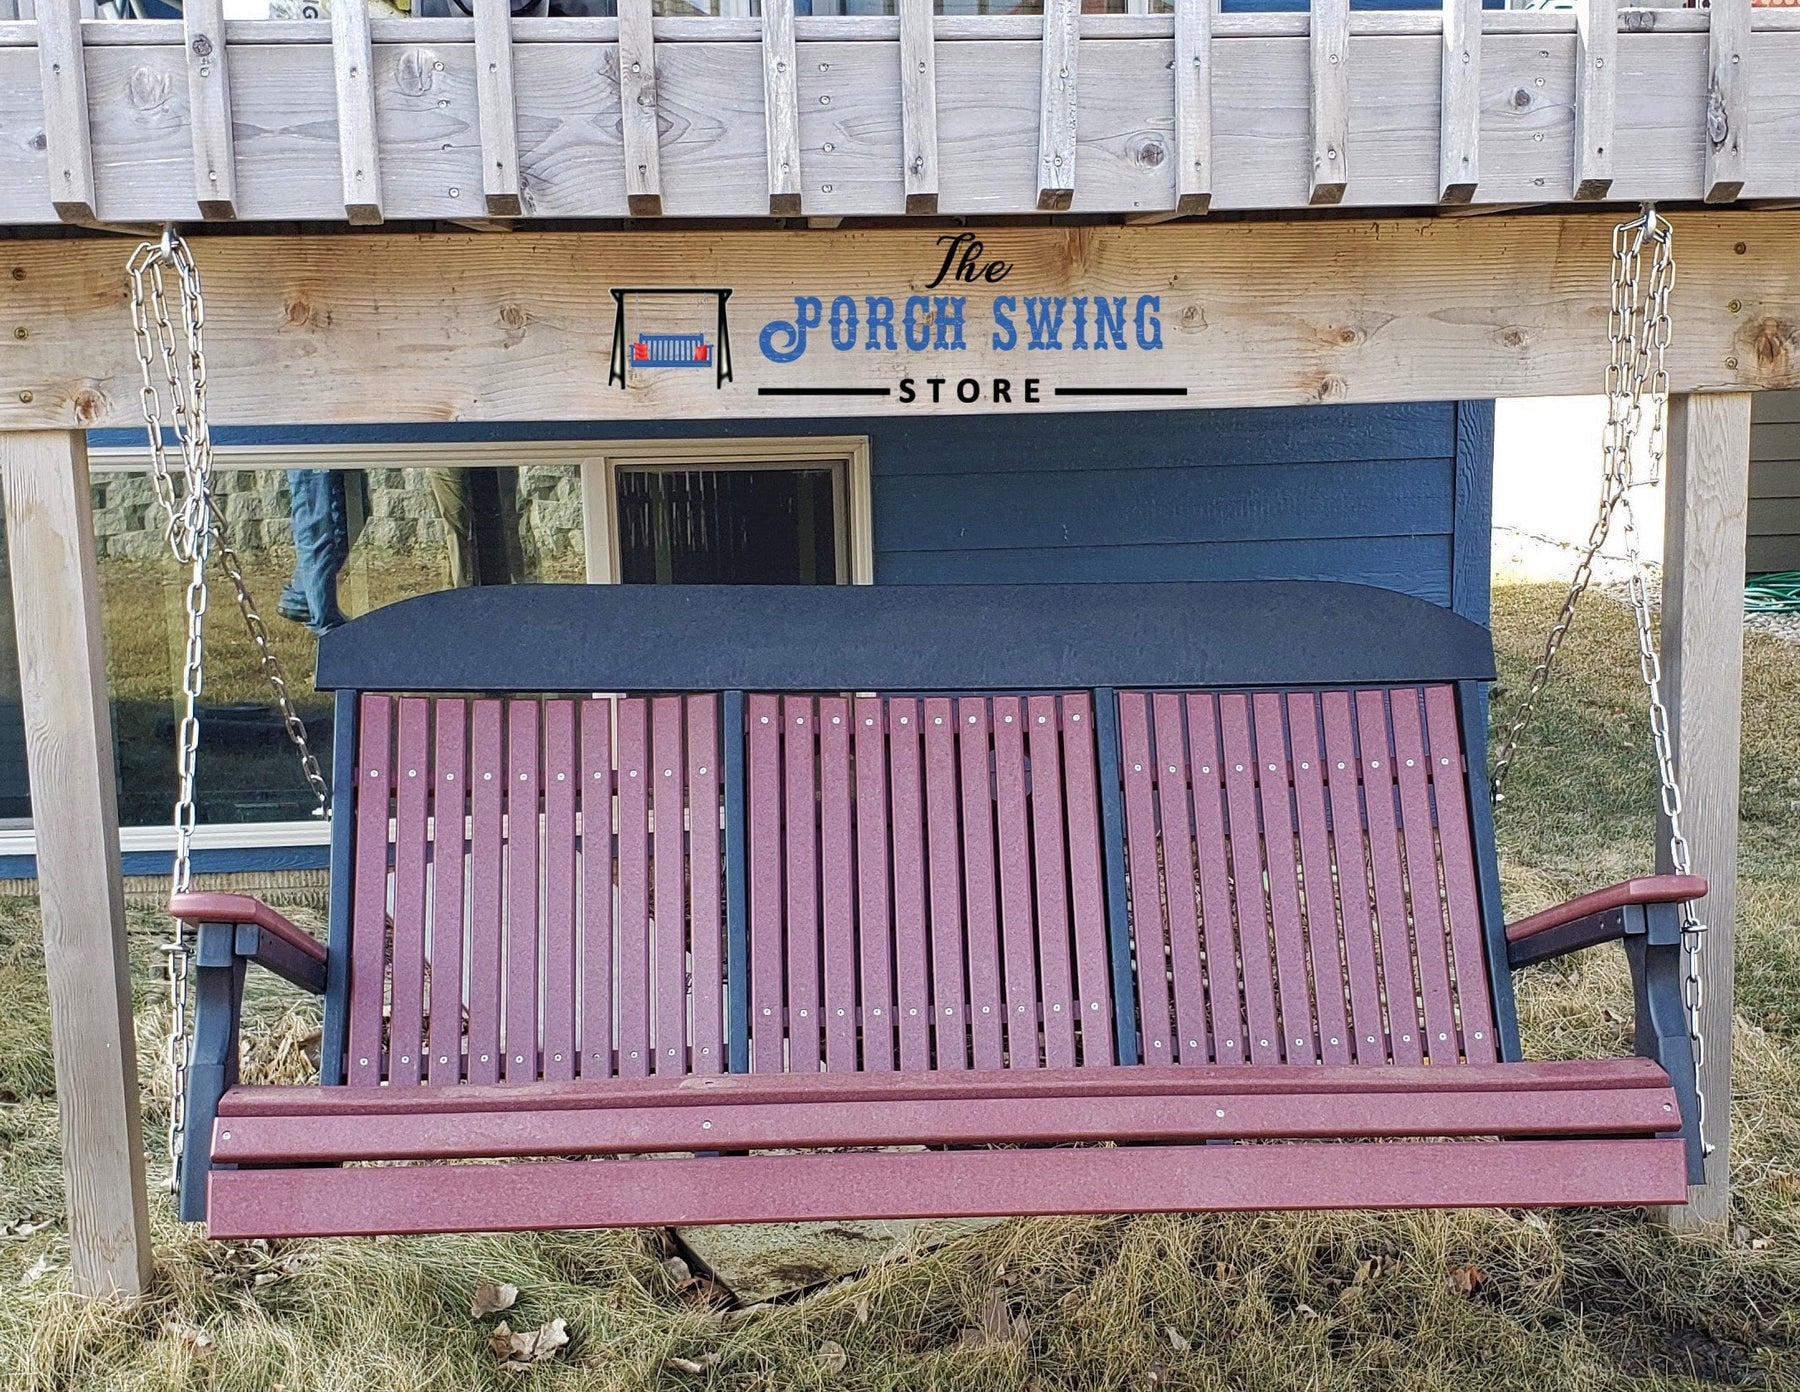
<box><xmin>34</xmin><ymin>0</ymin><xmax>96</xmax><ymax>223</ymax></box>
<box><xmin>1702</xmin><ymin>0</ymin><xmax>1750</xmax><ymax>205</ymax></box>
<box><xmin>1036</xmin><ymin>0</ymin><xmax>1079</xmax><ymax>211</ymax></box>
<box><xmin>474</xmin><ymin>0</ymin><xmax>524</xmax><ymax>217</ymax></box>
<box><xmin>1173</xmin><ymin>0</ymin><xmax>1212</xmax><ymax>215</ymax></box>
<box><xmin>1</xmin><ymin>430</ymin><xmax>152</xmax><ymax>1296</ymax></box>
<box><xmin>1571</xmin><ymin>0</ymin><xmax>1615</xmax><ymax>202</ymax></box>
<box><xmin>183</xmin><ymin>0</ymin><xmax>237</xmax><ymax>219</ymax></box>
<box><xmin>1309</xmin><ymin>0</ymin><xmax>1348</xmax><ymax>206</ymax></box>
<box><xmin>1438</xmin><ymin>0</ymin><xmax>1480</xmax><ymax>204</ymax></box>
<box><xmin>1658</xmin><ymin>391</ymin><xmax>1751</xmax><ymax>1229</ymax></box>
<box><xmin>898</xmin><ymin>0</ymin><xmax>938</xmax><ymax>216</ymax></box>
<box><xmin>331</xmin><ymin>0</ymin><xmax>383</xmax><ymax>224</ymax></box>
<box><xmin>761</xmin><ymin>0</ymin><xmax>802</xmax><ymax>216</ymax></box>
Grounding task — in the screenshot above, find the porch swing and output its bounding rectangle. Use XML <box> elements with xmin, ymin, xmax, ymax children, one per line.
<box><xmin>148</xmin><ymin>209</ymin><xmax>1710</xmax><ymax>1241</ymax></box>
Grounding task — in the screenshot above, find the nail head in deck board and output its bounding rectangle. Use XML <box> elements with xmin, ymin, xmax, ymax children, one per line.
<box><xmin>1571</xmin><ymin>0</ymin><xmax>1615</xmax><ymax>201</ymax></box>
<box><xmin>34</xmin><ymin>0</ymin><xmax>95</xmax><ymax>222</ymax></box>
<box><xmin>1439</xmin><ymin>0</ymin><xmax>1481</xmax><ymax>204</ymax></box>
<box><xmin>1036</xmin><ymin>0</ymin><xmax>1079</xmax><ymax>211</ymax></box>
<box><xmin>1703</xmin><ymin>0</ymin><xmax>1750</xmax><ymax>204</ymax></box>
<box><xmin>1309</xmin><ymin>0</ymin><xmax>1349</xmax><ymax>206</ymax></box>
<box><xmin>0</xmin><ymin>431</ymin><xmax>151</xmax><ymax>1296</ymax></box>
<box><xmin>1173</xmin><ymin>0</ymin><xmax>1212</xmax><ymax>214</ymax></box>
<box><xmin>473</xmin><ymin>0</ymin><xmax>523</xmax><ymax>217</ymax></box>
<box><xmin>898</xmin><ymin>0</ymin><xmax>938</xmax><ymax>215</ymax></box>
<box><xmin>182</xmin><ymin>0</ymin><xmax>237</xmax><ymax>219</ymax></box>
<box><xmin>617</xmin><ymin>0</ymin><xmax>662</xmax><ymax>218</ymax></box>
<box><xmin>761</xmin><ymin>0</ymin><xmax>802</xmax><ymax>216</ymax></box>
<box><xmin>330</xmin><ymin>0</ymin><xmax>383</xmax><ymax>224</ymax></box>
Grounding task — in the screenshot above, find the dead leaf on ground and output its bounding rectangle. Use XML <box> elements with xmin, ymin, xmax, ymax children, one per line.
<box><xmin>959</xmin><ymin>1288</ymin><xmax>1029</xmax><ymax>1348</ymax></box>
<box><xmin>662</xmin><ymin>1255</ymin><xmax>693</xmax><ymax>1285</ymax></box>
<box><xmin>665</xmin><ymin>1352</ymin><xmax>721</xmax><ymax>1375</ymax></box>
<box><xmin>1294</xmin><ymin>1302</ymin><xmax>1321</xmax><ymax>1320</ymax></box>
<box><xmin>1446</xmin><ymin>1263</ymin><xmax>1488</xmax><ymax>1297</ymax></box>
<box><xmin>2</xmin><ymin>1216</ymin><xmax>53</xmax><ymax>1240</ymax></box>
<box><xmin>1144</xmin><ymin>1361</ymin><xmax>1171</xmax><ymax>1385</ymax></box>
<box><xmin>471</xmin><ymin>1281</ymin><xmax>519</xmax><ymax>1319</ymax></box>
<box><xmin>1351</xmin><ymin>1254</ymin><xmax>1395</xmax><ymax>1287</ymax></box>
<box><xmin>816</xmin><ymin>1340</ymin><xmax>848</xmax><ymax>1375</ymax></box>
<box><xmin>161</xmin><ymin>1321</ymin><xmax>216</xmax><ymax>1361</ymax></box>
<box><xmin>1209</xmin><ymin>1261</ymin><xmax>1239</xmax><ymax>1282</ymax></box>
<box><xmin>852</xmin><ymin>1292</ymin><xmax>872</xmax><ymax>1325</ymax></box>
<box><xmin>1770</xmin><ymin>1172</ymin><xmax>1800</xmax><ymax>1197</ymax></box>
<box><xmin>489</xmin><ymin>1318</ymin><xmax>570</xmax><ymax>1372</ymax></box>
<box><xmin>1166</xmin><ymin>1327</ymin><xmax>1191</xmax><ymax>1352</ymax></box>
<box><xmin>20</xmin><ymin>1253</ymin><xmax>54</xmax><ymax>1286</ymax></box>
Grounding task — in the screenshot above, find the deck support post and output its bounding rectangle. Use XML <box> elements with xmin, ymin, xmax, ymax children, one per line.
<box><xmin>1657</xmin><ymin>391</ymin><xmax>1751</xmax><ymax>1229</ymax></box>
<box><xmin>0</xmin><ymin>429</ymin><xmax>152</xmax><ymax>1296</ymax></box>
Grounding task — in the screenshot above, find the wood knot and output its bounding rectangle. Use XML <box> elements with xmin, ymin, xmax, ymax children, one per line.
<box><xmin>72</xmin><ymin>388</ymin><xmax>104</xmax><ymax>425</ymax></box>
<box><xmin>1334</xmin><ymin>326</ymin><xmax>1362</xmax><ymax>348</ymax></box>
<box><xmin>282</xmin><ymin>296</ymin><xmax>330</xmax><ymax>330</ymax></box>
<box><xmin>1746</xmin><ymin>318</ymin><xmax>1796</xmax><ymax>383</ymax></box>
<box><xmin>126</xmin><ymin>66</ymin><xmax>172</xmax><ymax>113</ymax></box>
<box><xmin>1510</xmin><ymin>87</ymin><xmax>1532</xmax><ymax>111</ymax></box>
<box><xmin>1501</xmin><ymin>327</ymin><xmax>1528</xmax><ymax>350</ymax></box>
<box><xmin>1313</xmin><ymin>374</ymin><xmax>1349</xmax><ymax>403</ymax></box>
<box><xmin>394</xmin><ymin>48</ymin><xmax>437</xmax><ymax>98</ymax></box>
<box><xmin>1126</xmin><ymin>132</ymin><xmax>1167</xmax><ymax>170</ymax></box>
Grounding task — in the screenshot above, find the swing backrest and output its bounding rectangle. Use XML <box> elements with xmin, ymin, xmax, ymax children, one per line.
<box><xmin>312</xmin><ymin>581</ymin><xmax>1506</xmax><ymax>1089</ymax></box>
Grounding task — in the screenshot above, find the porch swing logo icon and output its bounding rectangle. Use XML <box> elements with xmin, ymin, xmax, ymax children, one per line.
<box><xmin>607</xmin><ymin>287</ymin><xmax>734</xmax><ymax>390</ymax></box>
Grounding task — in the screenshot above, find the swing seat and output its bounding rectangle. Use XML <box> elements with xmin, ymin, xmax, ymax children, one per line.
<box><xmin>171</xmin><ymin>582</ymin><xmax>1705</xmax><ymax>1239</ymax></box>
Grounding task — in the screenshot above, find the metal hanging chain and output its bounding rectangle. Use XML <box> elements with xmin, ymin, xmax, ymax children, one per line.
<box><xmin>1487</xmin><ymin>205</ymin><xmax>1711</xmax><ymax>1161</ymax></box>
<box><xmin>127</xmin><ymin>226</ymin><xmax>330</xmax><ymax>1193</ymax></box>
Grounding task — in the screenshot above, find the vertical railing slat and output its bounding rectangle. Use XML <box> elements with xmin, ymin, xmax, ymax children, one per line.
<box><xmin>1036</xmin><ymin>0</ymin><xmax>1079</xmax><ymax>211</ymax></box>
<box><xmin>618</xmin><ymin>0</ymin><xmax>663</xmax><ymax>217</ymax></box>
<box><xmin>474</xmin><ymin>0</ymin><xmax>523</xmax><ymax>217</ymax></box>
<box><xmin>331</xmin><ymin>0</ymin><xmax>383</xmax><ymax>224</ymax></box>
<box><xmin>1309</xmin><ymin>0</ymin><xmax>1349</xmax><ymax>206</ymax></box>
<box><xmin>1703</xmin><ymin>0</ymin><xmax>1750</xmax><ymax>204</ymax></box>
<box><xmin>762</xmin><ymin>0</ymin><xmax>803</xmax><ymax>215</ymax></box>
<box><xmin>1571</xmin><ymin>0</ymin><xmax>1615</xmax><ymax>202</ymax></box>
<box><xmin>1438</xmin><ymin>0</ymin><xmax>1481</xmax><ymax>204</ymax></box>
<box><xmin>35</xmin><ymin>0</ymin><xmax>94</xmax><ymax>223</ymax></box>
<box><xmin>899</xmin><ymin>0</ymin><xmax>939</xmax><ymax>214</ymax></box>
<box><xmin>1173</xmin><ymin>0</ymin><xmax>1212</xmax><ymax>215</ymax></box>
<box><xmin>182</xmin><ymin>0</ymin><xmax>236</xmax><ymax>220</ymax></box>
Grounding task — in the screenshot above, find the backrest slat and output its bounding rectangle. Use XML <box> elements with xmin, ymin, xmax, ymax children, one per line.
<box><xmin>1221</xmin><ymin>696</ymin><xmax>1282</xmax><ymax>1064</ymax></box>
<box><xmin>1151</xmin><ymin>693</ymin><xmax>1209</xmax><ymax>1065</ymax></box>
<box><xmin>542</xmin><ymin>700</ymin><xmax>579</xmax><ymax>1082</ymax></box>
<box><xmin>1186</xmin><ymin>695</ymin><xmax>1245</xmax><ymax>1065</ymax></box>
<box><xmin>819</xmin><ymin>698</ymin><xmax>858</xmax><ymax>1071</ymax></box>
<box><xmin>466</xmin><ymin>700</ymin><xmax>506</xmax><ymax>1085</ymax></box>
<box><xmin>992</xmin><ymin>697</ymin><xmax>1040</xmax><ymax>1070</ymax></box>
<box><xmin>687</xmin><ymin>695</ymin><xmax>725</xmax><ymax>1076</ymax></box>
<box><xmin>1060</xmin><ymin>693</ymin><xmax>1115</xmax><ymax>1067</ymax></box>
<box><xmin>616</xmin><ymin>699</ymin><xmax>652</xmax><ymax>1079</ymax></box>
<box><xmin>1355</xmin><ymin>689</ymin><xmax>1425</xmax><ymax>1066</ymax></box>
<box><xmin>1119</xmin><ymin>695</ymin><xmax>1174</xmax><ymax>1066</ymax></box>
<box><xmin>388</xmin><ymin>697</ymin><xmax>431</xmax><ymax>1088</ymax></box>
<box><xmin>651</xmin><ymin>697</ymin><xmax>687</xmax><ymax>1076</ymax></box>
<box><xmin>1321</xmin><ymin>692</ymin><xmax>1388</xmax><ymax>1062</ymax></box>
<box><xmin>427</xmin><ymin>700</ymin><xmax>468</xmax><ymax>1086</ymax></box>
<box><xmin>1253</xmin><ymin>692</ymin><xmax>1316</xmax><ymax>1065</ymax></box>
<box><xmin>1391</xmin><ymin>688</ymin><xmax>1461</xmax><ymax>1063</ymax></box>
<box><xmin>1025</xmin><ymin>695</ymin><xmax>1077</xmax><ymax>1068</ymax></box>
<box><xmin>958</xmin><ymin>698</ymin><xmax>1006</xmax><ymax>1071</ymax></box>
<box><xmin>505</xmin><ymin>700</ymin><xmax>542</xmax><ymax>1083</ymax></box>
<box><xmin>348</xmin><ymin>693</ymin><xmax>394</xmax><ymax>1087</ymax></box>
<box><xmin>782</xmin><ymin>697</ymin><xmax>823</xmax><ymax>1072</ymax></box>
<box><xmin>747</xmin><ymin>695</ymin><xmax>784</xmax><ymax>1073</ymax></box>
<box><xmin>887</xmin><ymin>699</ymin><xmax>932</xmax><ymax>1072</ymax></box>
<box><xmin>853</xmin><ymin>697</ymin><xmax>897</xmax><ymax>1072</ymax></box>
<box><xmin>1287</xmin><ymin>693</ymin><xmax>1353</xmax><ymax>1066</ymax></box>
<box><xmin>923</xmin><ymin>698</ymin><xmax>969</xmax><ymax>1070</ymax></box>
<box><xmin>578</xmin><ymin>699</ymin><xmax>616</xmax><ymax>1080</ymax></box>
<box><xmin>1425</xmin><ymin>686</ymin><xmax>1498</xmax><ymax>1063</ymax></box>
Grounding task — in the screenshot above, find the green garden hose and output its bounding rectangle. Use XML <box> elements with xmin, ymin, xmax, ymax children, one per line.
<box><xmin>1745</xmin><ymin>571</ymin><xmax>1800</xmax><ymax>614</ymax></box>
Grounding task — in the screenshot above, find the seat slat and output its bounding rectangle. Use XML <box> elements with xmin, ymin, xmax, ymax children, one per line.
<box><xmin>819</xmin><ymin>697</ymin><xmax>858</xmax><ymax>1071</ymax></box>
<box><xmin>887</xmin><ymin>699</ymin><xmax>933</xmax><ymax>1072</ymax></box>
<box><xmin>579</xmin><ymin>699</ymin><xmax>616</xmax><ymax>1081</ymax></box>
<box><xmin>1425</xmin><ymin>685</ymin><xmax>1499</xmax><ymax>1063</ymax></box>
<box><xmin>853</xmin><ymin>697</ymin><xmax>897</xmax><ymax>1072</ymax></box>
<box><xmin>542</xmin><ymin>700</ymin><xmax>579</xmax><ymax>1083</ymax></box>
<box><xmin>688</xmin><ymin>695</ymin><xmax>725</xmax><ymax>1076</ymax></box>
<box><xmin>348</xmin><ymin>694</ymin><xmax>394</xmax><ymax>1087</ymax></box>
<box><xmin>1151</xmin><ymin>692</ymin><xmax>1210</xmax><ymax>1065</ymax></box>
<box><xmin>1220</xmin><ymin>695</ymin><xmax>1282</xmax><ymax>1064</ymax></box>
<box><xmin>1120</xmin><ymin>694</ymin><xmax>1174</xmax><ymax>1066</ymax></box>
<box><xmin>505</xmin><ymin>700</ymin><xmax>542</xmax><ymax>1083</ymax></box>
<box><xmin>1356</xmin><ymin>689</ymin><xmax>1425</xmax><ymax>1066</ymax></box>
<box><xmin>924</xmin><ymin>697</ymin><xmax>969</xmax><ymax>1070</ymax></box>
<box><xmin>783</xmin><ymin>697</ymin><xmax>823</xmax><ymax>1072</ymax></box>
<box><xmin>1254</xmin><ymin>692</ymin><xmax>1317</xmax><ymax>1064</ymax></box>
<box><xmin>992</xmin><ymin>697</ymin><xmax>1040</xmax><ymax>1069</ymax></box>
<box><xmin>652</xmin><ymin>696</ymin><xmax>688</xmax><ymax>1077</ymax></box>
<box><xmin>466</xmin><ymin>699</ymin><xmax>506</xmax><ymax>1086</ymax></box>
<box><xmin>207</xmin><ymin>1137</ymin><xmax>1690</xmax><ymax>1241</ymax></box>
<box><xmin>747</xmin><ymin>695</ymin><xmax>784</xmax><ymax>1073</ymax></box>
<box><xmin>1186</xmin><ymin>694</ymin><xmax>1245</xmax><ymax>1064</ymax></box>
<box><xmin>617</xmin><ymin>699</ymin><xmax>653</xmax><ymax>1080</ymax></box>
<box><xmin>1391</xmin><ymin>688</ymin><xmax>1461</xmax><ymax>1063</ymax></box>
<box><xmin>1320</xmin><ymin>692</ymin><xmax>1388</xmax><ymax>1063</ymax></box>
<box><xmin>427</xmin><ymin>700</ymin><xmax>468</xmax><ymax>1087</ymax></box>
<box><xmin>1287</xmin><ymin>693</ymin><xmax>1353</xmax><ymax>1066</ymax></box>
<box><xmin>1060</xmin><ymin>693</ymin><xmax>1115</xmax><ymax>1066</ymax></box>
<box><xmin>958</xmin><ymin>698</ymin><xmax>1006</xmax><ymax>1070</ymax></box>
<box><xmin>388</xmin><ymin>697</ymin><xmax>430</xmax><ymax>1088</ymax></box>
<box><xmin>1025</xmin><ymin>694</ymin><xmax>1077</xmax><ymax>1068</ymax></box>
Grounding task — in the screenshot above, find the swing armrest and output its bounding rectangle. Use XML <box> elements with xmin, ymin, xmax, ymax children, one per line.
<box><xmin>169</xmin><ymin>892</ymin><xmax>328</xmax><ymax>994</ymax></box>
<box><xmin>1504</xmin><ymin>875</ymin><xmax>1706</xmax><ymax>968</ymax></box>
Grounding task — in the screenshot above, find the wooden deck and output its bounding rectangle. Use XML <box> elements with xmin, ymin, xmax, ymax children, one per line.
<box><xmin>1</xmin><ymin>1</ymin><xmax>1797</xmax><ymax>227</ymax></box>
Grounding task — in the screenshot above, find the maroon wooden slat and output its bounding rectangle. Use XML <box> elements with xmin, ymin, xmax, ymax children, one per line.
<box><xmin>1355</xmin><ymin>689</ymin><xmax>1424</xmax><ymax>1067</ymax></box>
<box><xmin>1423</xmin><ymin>685</ymin><xmax>1499</xmax><ymax>1064</ymax></box>
<box><xmin>207</xmin><ymin>1137</ymin><xmax>1690</xmax><ymax>1240</ymax></box>
<box><xmin>746</xmin><ymin>695</ymin><xmax>785</xmax><ymax>1073</ymax></box>
<box><xmin>504</xmin><ymin>700</ymin><xmax>542</xmax><ymax>1084</ymax></box>
<box><xmin>651</xmin><ymin>697</ymin><xmax>688</xmax><ymax>1077</ymax></box>
<box><xmin>387</xmin><ymin>698</ymin><xmax>431</xmax><ymax>1087</ymax></box>
<box><xmin>427</xmin><ymin>699</ymin><xmax>468</xmax><ymax>1087</ymax></box>
<box><xmin>216</xmin><ymin>1082</ymin><xmax>1681</xmax><ymax>1164</ymax></box>
<box><xmin>542</xmin><ymin>700</ymin><xmax>579</xmax><ymax>1083</ymax></box>
<box><xmin>991</xmin><ymin>697</ymin><xmax>1041</xmax><ymax>1069</ymax></box>
<box><xmin>1119</xmin><ymin>694</ymin><xmax>1174</xmax><ymax>1066</ymax></box>
<box><xmin>1219</xmin><ymin>696</ymin><xmax>1282</xmax><ymax>1064</ymax></box>
<box><xmin>818</xmin><ymin>698</ymin><xmax>858</xmax><ymax>1071</ymax></box>
<box><xmin>1320</xmin><ymin>691</ymin><xmax>1388</xmax><ymax>1065</ymax></box>
<box><xmin>1025</xmin><ymin>695</ymin><xmax>1077</xmax><ymax>1069</ymax></box>
<box><xmin>1389</xmin><ymin>688</ymin><xmax>1461</xmax><ymax>1064</ymax></box>
<box><xmin>578</xmin><ymin>699</ymin><xmax>616</xmax><ymax>1081</ymax></box>
<box><xmin>1185</xmin><ymin>695</ymin><xmax>1244</xmax><ymax>1065</ymax></box>
<box><xmin>958</xmin><ymin>698</ymin><xmax>1006</xmax><ymax>1070</ymax></box>
<box><xmin>923</xmin><ymin>696</ymin><xmax>969</xmax><ymax>1071</ymax></box>
<box><xmin>1252</xmin><ymin>693</ymin><xmax>1316</xmax><ymax>1065</ymax></box>
<box><xmin>348</xmin><ymin>694</ymin><xmax>394</xmax><ymax>1088</ymax></box>
<box><xmin>853</xmin><ymin>697</ymin><xmax>896</xmax><ymax>1073</ymax></box>
<box><xmin>1059</xmin><ymin>694</ymin><xmax>1114</xmax><ymax>1066</ymax></box>
<box><xmin>226</xmin><ymin>1055</ymin><xmax>1675</xmax><ymax>1118</ymax></box>
<box><xmin>783</xmin><ymin>696</ymin><xmax>822</xmax><ymax>1073</ymax></box>
<box><xmin>1286</xmin><ymin>693</ymin><xmax>1352</xmax><ymax>1067</ymax></box>
<box><xmin>887</xmin><ymin>699</ymin><xmax>932</xmax><ymax>1072</ymax></box>
<box><xmin>1150</xmin><ymin>694</ymin><xmax>1209</xmax><ymax>1065</ymax></box>
<box><xmin>687</xmin><ymin>696</ymin><xmax>725</xmax><ymax>1076</ymax></box>
<box><xmin>616</xmin><ymin>699</ymin><xmax>652</xmax><ymax>1080</ymax></box>
<box><xmin>466</xmin><ymin>699</ymin><xmax>506</xmax><ymax>1086</ymax></box>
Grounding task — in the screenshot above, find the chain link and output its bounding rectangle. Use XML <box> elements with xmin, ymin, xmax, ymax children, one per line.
<box><xmin>127</xmin><ymin>227</ymin><xmax>330</xmax><ymax>1195</ymax></box>
<box><xmin>1486</xmin><ymin>205</ymin><xmax>1710</xmax><ymax>1162</ymax></box>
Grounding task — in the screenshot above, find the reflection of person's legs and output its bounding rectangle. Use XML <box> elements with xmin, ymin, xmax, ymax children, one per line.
<box><xmin>425</xmin><ymin>467</ymin><xmax>477</xmax><ymax>588</ymax></box>
<box><xmin>283</xmin><ymin>469</ymin><xmax>351</xmax><ymax>634</ymax></box>
<box><xmin>466</xmin><ymin>468</ymin><xmax>527</xmax><ymax>585</ymax></box>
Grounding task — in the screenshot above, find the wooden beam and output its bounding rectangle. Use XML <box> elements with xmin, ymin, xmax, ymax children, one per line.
<box><xmin>0</xmin><ymin>431</ymin><xmax>151</xmax><ymax>1296</ymax></box>
<box><xmin>474</xmin><ymin>0</ymin><xmax>523</xmax><ymax>218</ymax></box>
<box><xmin>1036</xmin><ymin>0</ymin><xmax>1079</xmax><ymax>211</ymax></box>
<box><xmin>617</xmin><ymin>0</ymin><xmax>661</xmax><ymax>218</ymax></box>
<box><xmin>1438</xmin><ymin>0</ymin><xmax>1480</xmax><ymax>204</ymax></box>
<box><xmin>330</xmin><ymin>0</ymin><xmax>382</xmax><ymax>224</ymax></box>
<box><xmin>1571</xmin><ymin>0</ymin><xmax>1615</xmax><ymax>202</ymax></box>
<box><xmin>1703</xmin><ymin>0</ymin><xmax>1750</xmax><ymax>204</ymax></box>
<box><xmin>1657</xmin><ymin>391</ymin><xmax>1751</xmax><ymax>1230</ymax></box>
<box><xmin>1173</xmin><ymin>0</ymin><xmax>1212</xmax><ymax>215</ymax></box>
<box><xmin>33</xmin><ymin>0</ymin><xmax>94</xmax><ymax>222</ymax></box>
<box><xmin>761</xmin><ymin>0</ymin><xmax>801</xmax><ymax>216</ymax></box>
<box><xmin>182</xmin><ymin>0</ymin><xmax>236</xmax><ymax>219</ymax></box>
<box><xmin>1309</xmin><ymin>0</ymin><xmax>1348</xmax><ymax>206</ymax></box>
<box><xmin>898</xmin><ymin>0</ymin><xmax>938</xmax><ymax>216</ymax></box>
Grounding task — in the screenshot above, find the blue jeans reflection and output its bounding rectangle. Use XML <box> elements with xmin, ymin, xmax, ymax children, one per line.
<box><xmin>281</xmin><ymin>469</ymin><xmax>351</xmax><ymax>635</ymax></box>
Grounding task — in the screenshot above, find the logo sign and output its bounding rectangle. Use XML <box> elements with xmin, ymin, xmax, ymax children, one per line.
<box><xmin>608</xmin><ymin>288</ymin><xmax>734</xmax><ymax>390</ymax></box>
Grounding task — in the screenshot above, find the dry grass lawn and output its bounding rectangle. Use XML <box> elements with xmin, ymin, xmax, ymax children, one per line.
<box><xmin>0</xmin><ymin>582</ymin><xmax>1795</xmax><ymax>1391</ymax></box>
